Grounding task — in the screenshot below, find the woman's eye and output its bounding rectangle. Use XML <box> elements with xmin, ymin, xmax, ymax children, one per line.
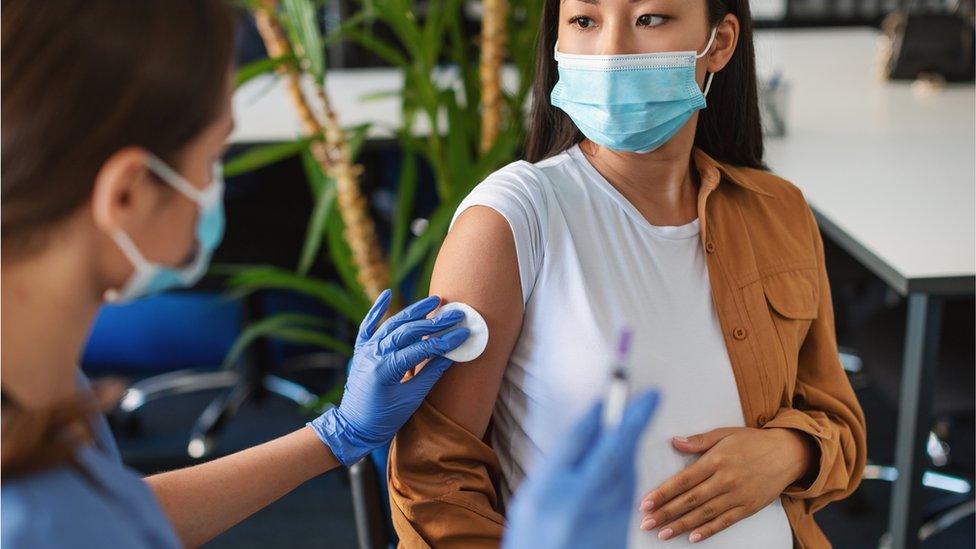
<box><xmin>636</xmin><ymin>14</ymin><xmax>666</xmax><ymax>27</ymax></box>
<box><xmin>569</xmin><ymin>15</ymin><xmax>594</xmax><ymax>30</ymax></box>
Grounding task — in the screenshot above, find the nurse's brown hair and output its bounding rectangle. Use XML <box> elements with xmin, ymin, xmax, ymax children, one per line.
<box><xmin>525</xmin><ymin>0</ymin><xmax>765</xmax><ymax>169</ymax></box>
<box><xmin>1</xmin><ymin>382</ymin><xmax>125</xmax><ymax>478</ymax></box>
<box><xmin>0</xmin><ymin>0</ymin><xmax>236</xmax><ymax>476</ymax></box>
<box><xmin>1</xmin><ymin>0</ymin><xmax>238</xmax><ymax>256</ymax></box>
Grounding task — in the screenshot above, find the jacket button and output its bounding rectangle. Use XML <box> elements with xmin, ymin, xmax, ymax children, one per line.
<box><xmin>732</xmin><ymin>327</ymin><xmax>747</xmax><ymax>340</ymax></box>
<box><xmin>705</xmin><ymin>241</ymin><xmax>716</xmax><ymax>253</ymax></box>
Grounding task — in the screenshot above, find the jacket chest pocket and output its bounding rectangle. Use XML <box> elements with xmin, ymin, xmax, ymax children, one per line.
<box><xmin>763</xmin><ymin>268</ymin><xmax>819</xmax><ymax>397</ymax></box>
<box><xmin>742</xmin><ymin>267</ymin><xmax>819</xmax><ymax>407</ymax></box>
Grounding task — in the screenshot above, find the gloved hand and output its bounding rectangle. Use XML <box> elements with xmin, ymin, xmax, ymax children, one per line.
<box><xmin>309</xmin><ymin>289</ymin><xmax>470</xmax><ymax>466</ymax></box>
<box><xmin>502</xmin><ymin>390</ymin><xmax>660</xmax><ymax>549</ymax></box>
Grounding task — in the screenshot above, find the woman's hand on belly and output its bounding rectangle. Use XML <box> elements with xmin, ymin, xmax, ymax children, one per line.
<box><xmin>636</xmin><ymin>426</ymin><xmax>815</xmax><ymax>543</ymax></box>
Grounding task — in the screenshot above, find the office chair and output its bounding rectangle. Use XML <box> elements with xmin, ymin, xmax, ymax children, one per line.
<box><xmin>349</xmin><ymin>446</ymin><xmax>396</xmax><ymax>549</ymax></box>
<box><xmin>839</xmin><ymin>348</ymin><xmax>975</xmax><ymax>547</ymax></box>
<box><xmin>105</xmin><ymin>291</ymin><xmax>346</xmax><ymax>460</ymax></box>
<box><xmin>824</xmin><ymin>233</ymin><xmax>974</xmax><ymax>544</ymax></box>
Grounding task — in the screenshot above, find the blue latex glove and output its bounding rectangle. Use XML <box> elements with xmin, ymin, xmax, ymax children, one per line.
<box><xmin>502</xmin><ymin>390</ymin><xmax>660</xmax><ymax>549</ymax></box>
<box><xmin>309</xmin><ymin>289</ymin><xmax>470</xmax><ymax>466</ymax></box>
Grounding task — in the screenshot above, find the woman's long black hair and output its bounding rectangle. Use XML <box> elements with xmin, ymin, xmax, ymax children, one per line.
<box><xmin>524</xmin><ymin>0</ymin><xmax>765</xmax><ymax>169</ymax></box>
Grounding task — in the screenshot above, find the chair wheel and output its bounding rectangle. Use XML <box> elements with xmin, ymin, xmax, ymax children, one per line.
<box><xmin>187</xmin><ymin>434</ymin><xmax>215</xmax><ymax>459</ymax></box>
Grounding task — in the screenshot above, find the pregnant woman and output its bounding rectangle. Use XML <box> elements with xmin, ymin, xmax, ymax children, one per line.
<box><xmin>388</xmin><ymin>0</ymin><xmax>866</xmax><ymax>547</ymax></box>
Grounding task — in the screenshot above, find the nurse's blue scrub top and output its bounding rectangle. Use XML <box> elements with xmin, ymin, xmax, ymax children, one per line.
<box><xmin>1</xmin><ymin>377</ymin><xmax>181</xmax><ymax>548</ymax></box>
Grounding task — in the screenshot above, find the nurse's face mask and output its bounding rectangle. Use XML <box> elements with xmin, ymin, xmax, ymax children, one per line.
<box><xmin>551</xmin><ymin>27</ymin><xmax>718</xmax><ymax>154</ymax></box>
<box><xmin>106</xmin><ymin>154</ymin><xmax>225</xmax><ymax>303</ymax></box>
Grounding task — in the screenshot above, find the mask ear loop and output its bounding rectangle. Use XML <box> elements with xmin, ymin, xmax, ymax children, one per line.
<box><xmin>695</xmin><ymin>27</ymin><xmax>718</xmax><ymax>98</ymax></box>
<box><xmin>105</xmin><ymin>229</ymin><xmax>154</xmax><ymax>302</ymax></box>
<box><xmin>146</xmin><ymin>153</ymin><xmax>208</xmax><ymax>204</ymax></box>
<box><xmin>110</xmin><ymin>229</ymin><xmax>150</xmax><ymax>272</ymax></box>
<box><xmin>703</xmin><ymin>73</ymin><xmax>715</xmax><ymax>97</ymax></box>
<box><xmin>695</xmin><ymin>27</ymin><xmax>718</xmax><ymax>59</ymax></box>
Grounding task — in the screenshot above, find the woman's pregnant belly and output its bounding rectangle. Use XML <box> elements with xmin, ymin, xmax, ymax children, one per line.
<box><xmin>623</xmin><ymin>332</ymin><xmax>794</xmax><ymax>549</ymax></box>
<box><xmin>625</xmin><ymin>404</ymin><xmax>794</xmax><ymax>548</ymax></box>
<box><xmin>495</xmin><ymin>336</ymin><xmax>794</xmax><ymax>549</ymax></box>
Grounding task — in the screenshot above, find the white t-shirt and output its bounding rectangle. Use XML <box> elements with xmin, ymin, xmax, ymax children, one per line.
<box><xmin>450</xmin><ymin>144</ymin><xmax>793</xmax><ymax>548</ymax></box>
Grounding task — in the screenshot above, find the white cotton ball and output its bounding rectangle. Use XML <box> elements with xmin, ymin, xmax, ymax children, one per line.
<box><xmin>436</xmin><ymin>302</ymin><xmax>489</xmax><ymax>362</ymax></box>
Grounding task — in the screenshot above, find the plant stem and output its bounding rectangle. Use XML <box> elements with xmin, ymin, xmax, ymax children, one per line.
<box><xmin>479</xmin><ymin>0</ymin><xmax>508</xmax><ymax>153</ymax></box>
<box><xmin>253</xmin><ymin>1</ymin><xmax>390</xmax><ymax>302</ymax></box>
<box><xmin>314</xmin><ymin>83</ymin><xmax>390</xmax><ymax>302</ymax></box>
<box><xmin>253</xmin><ymin>5</ymin><xmax>325</xmax><ymax>146</ymax></box>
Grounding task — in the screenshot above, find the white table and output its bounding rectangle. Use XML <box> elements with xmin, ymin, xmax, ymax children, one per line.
<box><xmin>231</xmin><ymin>66</ymin><xmax>519</xmax><ymax>143</ymax></box>
<box><xmin>232</xmin><ymin>68</ymin><xmax>416</xmax><ymax>142</ymax></box>
<box><xmin>756</xmin><ymin>28</ymin><xmax>975</xmax><ymax>549</ymax></box>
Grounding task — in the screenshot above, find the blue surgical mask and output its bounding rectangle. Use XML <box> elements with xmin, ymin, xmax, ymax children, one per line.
<box><xmin>551</xmin><ymin>28</ymin><xmax>718</xmax><ymax>153</ymax></box>
<box><xmin>107</xmin><ymin>154</ymin><xmax>225</xmax><ymax>302</ymax></box>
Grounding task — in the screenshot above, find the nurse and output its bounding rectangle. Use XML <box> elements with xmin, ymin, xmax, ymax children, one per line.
<box><xmin>0</xmin><ymin>1</ymin><xmax>660</xmax><ymax>548</ymax></box>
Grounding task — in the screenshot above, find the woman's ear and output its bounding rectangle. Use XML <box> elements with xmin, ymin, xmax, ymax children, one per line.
<box><xmin>706</xmin><ymin>14</ymin><xmax>739</xmax><ymax>74</ymax></box>
<box><xmin>90</xmin><ymin>148</ymin><xmax>157</xmax><ymax>236</ymax></box>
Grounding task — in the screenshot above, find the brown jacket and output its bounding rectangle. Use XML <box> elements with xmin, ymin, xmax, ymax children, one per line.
<box><xmin>389</xmin><ymin>148</ymin><xmax>868</xmax><ymax>549</ymax></box>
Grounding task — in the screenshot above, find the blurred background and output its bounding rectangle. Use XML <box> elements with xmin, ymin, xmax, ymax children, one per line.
<box><xmin>81</xmin><ymin>0</ymin><xmax>975</xmax><ymax>547</ymax></box>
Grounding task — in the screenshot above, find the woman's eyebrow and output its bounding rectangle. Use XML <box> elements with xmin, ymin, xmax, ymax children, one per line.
<box><xmin>567</xmin><ymin>0</ymin><xmax>652</xmax><ymax>4</ymax></box>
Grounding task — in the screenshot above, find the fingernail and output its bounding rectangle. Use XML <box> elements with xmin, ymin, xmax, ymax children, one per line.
<box><xmin>642</xmin><ymin>518</ymin><xmax>656</xmax><ymax>530</ymax></box>
<box><xmin>673</xmin><ymin>436</ymin><xmax>689</xmax><ymax>443</ymax></box>
<box><xmin>690</xmin><ymin>533</ymin><xmax>702</xmax><ymax>543</ymax></box>
<box><xmin>658</xmin><ymin>528</ymin><xmax>673</xmax><ymax>540</ymax></box>
<box><xmin>640</xmin><ymin>500</ymin><xmax>654</xmax><ymax>512</ymax></box>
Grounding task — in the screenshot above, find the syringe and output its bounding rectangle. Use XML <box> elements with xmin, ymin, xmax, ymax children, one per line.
<box><xmin>601</xmin><ymin>328</ymin><xmax>632</xmax><ymax>428</ymax></box>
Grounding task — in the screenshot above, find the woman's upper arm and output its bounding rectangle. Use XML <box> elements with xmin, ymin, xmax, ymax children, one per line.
<box><xmin>425</xmin><ymin>205</ymin><xmax>525</xmax><ymax>439</ymax></box>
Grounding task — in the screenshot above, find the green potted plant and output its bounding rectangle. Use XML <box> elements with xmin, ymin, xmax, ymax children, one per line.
<box><xmin>222</xmin><ymin>0</ymin><xmax>540</xmax><ymax>406</ymax></box>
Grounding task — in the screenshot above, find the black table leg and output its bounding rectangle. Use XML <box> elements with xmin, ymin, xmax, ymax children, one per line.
<box><xmin>888</xmin><ymin>293</ymin><xmax>943</xmax><ymax>549</ymax></box>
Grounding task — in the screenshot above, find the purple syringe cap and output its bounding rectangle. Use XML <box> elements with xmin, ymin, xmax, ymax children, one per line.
<box><xmin>616</xmin><ymin>327</ymin><xmax>632</xmax><ymax>362</ymax></box>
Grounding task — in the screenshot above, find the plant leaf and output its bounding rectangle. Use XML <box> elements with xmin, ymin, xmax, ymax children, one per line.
<box><xmin>321</xmin><ymin>9</ymin><xmax>371</xmax><ymax>48</ymax></box>
<box><xmin>271</xmin><ymin>327</ymin><xmax>352</xmax><ymax>356</ymax></box>
<box><xmin>393</xmin><ymin>198</ymin><xmax>458</xmax><ymax>284</ymax></box>
<box><xmin>235</xmin><ymin>54</ymin><xmax>297</xmax><ymax>88</ymax></box>
<box><xmin>472</xmin><ymin>127</ymin><xmax>519</xmax><ymax>185</ymax></box>
<box><xmin>389</xmin><ymin>148</ymin><xmax>417</xmax><ymax>269</ymax></box>
<box><xmin>227</xmin><ymin>266</ymin><xmax>366</xmax><ymax>322</ymax></box>
<box><xmin>342</xmin><ymin>27</ymin><xmax>409</xmax><ymax>68</ymax></box>
<box><xmin>300</xmin><ymin>145</ymin><xmax>329</xmax><ymax>198</ymax></box>
<box><xmin>281</xmin><ymin>0</ymin><xmax>326</xmax><ymax>84</ymax></box>
<box><xmin>209</xmin><ymin>262</ymin><xmax>275</xmax><ymax>277</ymax></box>
<box><xmin>421</xmin><ymin>0</ymin><xmax>447</xmax><ymax>69</ymax></box>
<box><xmin>224</xmin><ymin>139</ymin><xmax>311</xmax><ymax>178</ymax></box>
<box><xmin>222</xmin><ymin>313</ymin><xmax>339</xmax><ymax>370</ymax></box>
<box><xmin>358</xmin><ymin>89</ymin><xmax>400</xmax><ymax>103</ymax></box>
<box><xmin>415</xmin><ymin>235</ymin><xmax>442</xmax><ymax>297</ymax></box>
<box><xmin>442</xmin><ymin>88</ymin><xmax>474</xmax><ymax>195</ymax></box>
<box><xmin>345</xmin><ymin>123</ymin><xmax>371</xmax><ymax>160</ymax></box>
<box><xmin>297</xmin><ymin>177</ymin><xmax>336</xmax><ymax>276</ymax></box>
<box><xmin>373</xmin><ymin>0</ymin><xmax>423</xmax><ymax>62</ymax></box>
